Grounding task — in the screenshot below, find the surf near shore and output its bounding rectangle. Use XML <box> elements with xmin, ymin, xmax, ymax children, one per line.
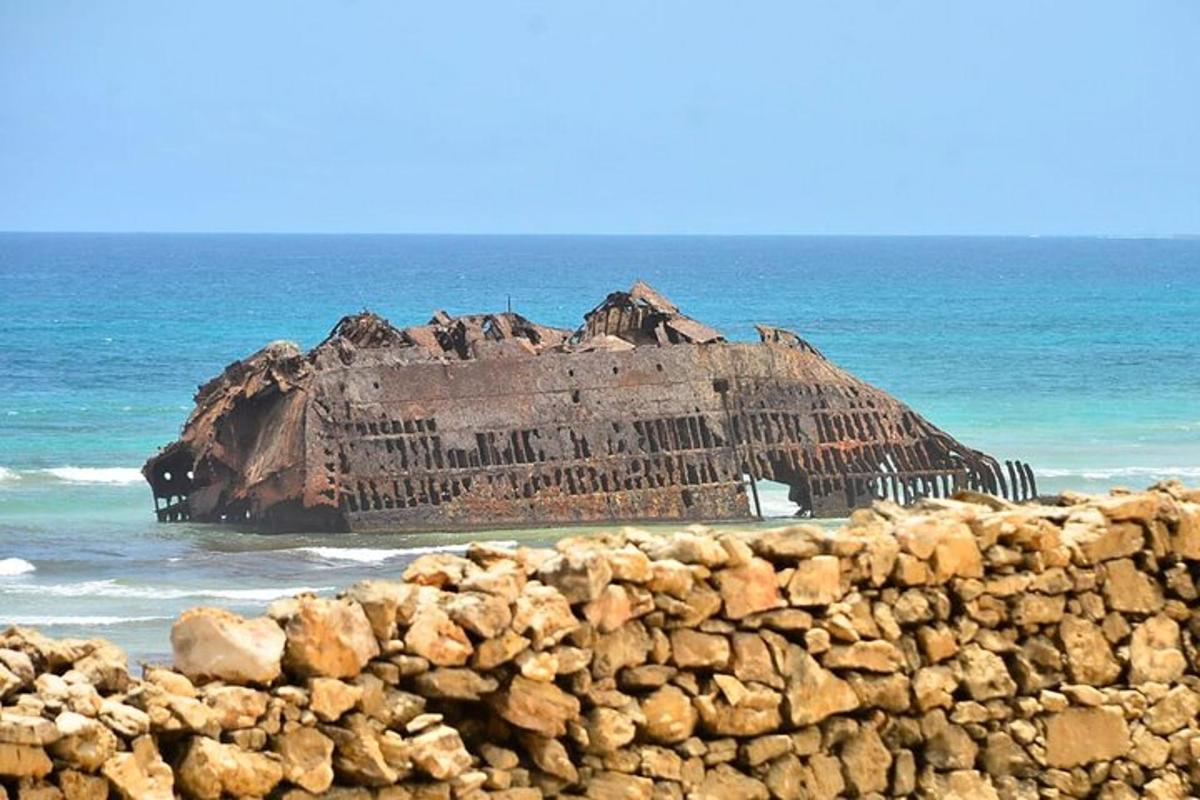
<box><xmin>1</xmin><ymin>481</ymin><xmax>1199</xmax><ymax>798</ymax></box>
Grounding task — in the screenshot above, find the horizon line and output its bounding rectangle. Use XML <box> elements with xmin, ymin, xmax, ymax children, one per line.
<box><xmin>2</xmin><ymin>230</ymin><xmax>1198</xmax><ymax>240</ymax></box>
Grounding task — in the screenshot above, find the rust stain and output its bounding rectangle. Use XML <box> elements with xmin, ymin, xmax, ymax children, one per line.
<box><xmin>143</xmin><ymin>282</ymin><xmax>1037</xmax><ymax>532</ymax></box>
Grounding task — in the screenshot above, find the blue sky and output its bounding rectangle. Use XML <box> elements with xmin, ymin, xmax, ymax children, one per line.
<box><xmin>1</xmin><ymin>1</ymin><xmax>1197</xmax><ymax>235</ymax></box>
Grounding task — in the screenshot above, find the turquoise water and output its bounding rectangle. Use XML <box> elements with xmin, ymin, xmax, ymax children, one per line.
<box><xmin>2</xmin><ymin>233</ymin><xmax>1198</xmax><ymax>658</ymax></box>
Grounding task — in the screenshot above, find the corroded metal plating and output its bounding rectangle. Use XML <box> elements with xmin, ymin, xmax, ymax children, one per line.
<box><xmin>143</xmin><ymin>283</ymin><xmax>1036</xmax><ymax>531</ymax></box>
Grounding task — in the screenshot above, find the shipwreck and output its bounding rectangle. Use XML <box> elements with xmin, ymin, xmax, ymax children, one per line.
<box><xmin>143</xmin><ymin>282</ymin><xmax>1037</xmax><ymax>532</ymax></box>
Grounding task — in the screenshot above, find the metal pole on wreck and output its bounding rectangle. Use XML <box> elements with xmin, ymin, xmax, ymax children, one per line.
<box><xmin>715</xmin><ymin>378</ymin><xmax>763</xmax><ymax>520</ymax></box>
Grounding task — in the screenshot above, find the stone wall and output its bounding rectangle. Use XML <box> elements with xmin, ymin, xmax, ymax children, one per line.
<box><xmin>2</xmin><ymin>482</ymin><xmax>1200</xmax><ymax>800</ymax></box>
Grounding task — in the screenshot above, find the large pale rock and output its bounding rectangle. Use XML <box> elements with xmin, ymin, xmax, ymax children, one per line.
<box><xmin>0</xmin><ymin>712</ymin><xmax>59</xmax><ymax>746</ymax></box>
<box><xmin>511</xmin><ymin>582</ymin><xmax>580</xmax><ymax>648</ymax></box>
<box><xmin>1145</xmin><ymin>686</ymin><xmax>1200</xmax><ymax>735</ymax></box>
<box><xmin>786</xmin><ymin>556</ymin><xmax>842</xmax><ymax>606</ymax></box>
<box><xmin>582</xmin><ymin>584</ymin><xmax>637</xmax><ymax>633</ymax></box>
<box><xmin>409</xmin><ymin>724</ymin><xmax>471</xmax><ymax>780</ymax></box>
<box><xmin>412</xmin><ymin>668</ymin><xmax>499</xmax><ymax>700</ymax></box>
<box><xmin>343</xmin><ymin>580</ymin><xmax>409</xmax><ymax>641</ymax></box>
<box><xmin>1063</xmin><ymin>508</ymin><xmax>1145</xmax><ymax>564</ymax></box>
<box><xmin>519</xmin><ymin>733</ymin><xmax>578</xmax><ymax>783</ymax></box>
<box><xmin>641</xmin><ymin>530</ymin><xmax>729</xmax><ymax>567</ymax></box>
<box><xmin>1044</xmin><ymin>706</ymin><xmax>1130</xmax><ymax>768</ymax></box>
<box><xmin>537</xmin><ymin>549</ymin><xmax>612</xmax><ymax>603</ymax></box>
<box><xmin>404</xmin><ymin>603</ymin><xmax>473</xmax><ymax>667</ymax></box>
<box><xmin>840</xmin><ymin>727</ymin><xmax>892</xmax><ymax>795</ymax></box>
<box><xmin>74</xmin><ymin>641</ymin><xmax>130</xmax><ymax>693</ymax></box>
<box><xmin>309</xmin><ymin>678</ymin><xmax>363</xmax><ymax>722</ymax></box>
<box><xmin>694</xmin><ymin>685</ymin><xmax>782</xmax><ymax>737</ymax></box>
<box><xmin>1059</xmin><ymin>615</ymin><xmax>1120</xmax><ymax>685</ymax></box>
<box><xmin>639</xmin><ymin>685</ymin><xmax>697</xmax><ymax>744</ymax></box>
<box><xmin>692</xmin><ymin>765</ymin><xmax>769</xmax><ymax>800</ymax></box>
<box><xmin>98</xmin><ymin>699</ymin><xmax>150</xmax><ymax>739</ymax></box>
<box><xmin>49</xmin><ymin>712</ymin><xmax>117</xmax><ymax>772</ymax></box>
<box><xmin>272</xmin><ymin>727</ymin><xmax>334</xmax><ymax>794</ymax></box>
<box><xmin>823</xmin><ymin>640</ymin><xmax>905</xmax><ymax>672</ymax></box>
<box><xmin>201</xmin><ymin>685</ymin><xmax>269</xmax><ymax>730</ymax></box>
<box><xmin>714</xmin><ymin>557</ymin><xmax>782</xmax><ymax>619</ymax></box>
<box><xmin>442</xmin><ymin>590</ymin><xmax>512</xmax><ymax>639</ymax></box>
<box><xmin>58</xmin><ymin>769</ymin><xmax>109</xmax><ymax>800</ymax></box>
<box><xmin>582</xmin><ymin>707</ymin><xmax>637</xmax><ymax>753</ymax></box>
<box><xmin>101</xmin><ymin>737</ymin><xmax>174</xmax><ymax>800</ymax></box>
<box><xmin>283</xmin><ymin>597</ymin><xmax>380</xmax><ymax>678</ymax></box>
<box><xmin>1129</xmin><ymin>615</ymin><xmax>1187</xmax><ymax>684</ymax></box>
<box><xmin>489</xmin><ymin>675</ymin><xmax>580</xmax><ymax>738</ymax></box>
<box><xmin>176</xmin><ymin>735</ymin><xmax>283</xmax><ymax>800</ymax></box>
<box><xmin>171</xmin><ymin>608</ymin><xmax>286</xmax><ymax>686</ymax></box>
<box><xmin>591</xmin><ymin>621</ymin><xmax>652</xmax><ymax>678</ymax></box>
<box><xmin>585</xmin><ymin>770</ymin><xmax>654</xmax><ymax>800</ymax></box>
<box><xmin>959</xmin><ymin>645</ymin><xmax>1016</xmax><ymax>700</ymax></box>
<box><xmin>320</xmin><ymin>714</ymin><xmax>397</xmax><ymax>786</ymax></box>
<box><xmin>1101</xmin><ymin>558</ymin><xmax>1164</xmax><ymax>613</ymax></box>
<box><xmin>1167</xmin><ymin>501</ymin><xmax>1200</xmax><ymax>558</ymax></box>
<box><xmin>0</xmin><ymin>744</ymin><xmax>52</xmax><ymax>779</ymax></box>
<box><xmin>895</xmin><ymin>515</ymin><xmax>982</xmax><ymax>581</ymax></box>
<box><xmin>669</xmin><ymin>630</ymin><xmax>730</xmax><ymax>670</ymax></box>
<box><xmin>782</xmin><ymin>647</ymin><xmax>859</xmax><ymax>727</ymax></box>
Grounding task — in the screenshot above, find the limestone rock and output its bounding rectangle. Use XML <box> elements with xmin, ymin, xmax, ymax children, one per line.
<box><xmin>1129</xmin><ymin>615</ymin><xmax>1187</xmax><ymax>684</ymax></box>
<box><xmin>489</xmin><ymin>675</ymin><xmax>580</xmax><ymax>738</ymax></box>
<box><xmin>1044</xmin><ymin>706</ymin><xmax>1131</xmax><ymax>768</ymax></box>
<box><xmin>1101</xmin><ymin>558</ymin><xmax>1164</xmax><ymax>614</ymax></box>
<box><xmin>959</xmin><ymin>645</ymin><xmax>1016</xmax><ymax>700</ymax></box>
<box><xmin>639</xmin><ymin>685</ymin><xmax>697</xmax><ymax>744</ymax></box>
<box><xmin>176</xmin><ymin>734</ymin><xmax>283</xmax><ymax>800</ymax></box>
<box><xmin>840</xmin><ymin>727</ymin><xmax>891</xmax><ymax>795</ymax></box>
<box><xmin>786</xmin><ymin>556</ymin><xmax>842</xmax><ymax>606</ymax></box>
<box><xmin>283</xmin><ymin>597</ymin><xmax>380</xmax><ymax>678</ymax></box>
<box><xmin>309</xmin><ymin>678</ymin><xmax>363</xmax><ymax>722</ymax></box>
<box><xmin>693</xmin><ymin>764</ymin><xmax>769</xmax><ymax>800</ymax></box>
<box><xmin>442</xmin><ymin>590</ymin><xmax>512</xmax><ymax>639</ymax></box>
<box><xmin>343</xmin><ymin>580</ymin><xmax>408</xmax><ymax>641</ymax></box>
<box><xmin>49</xmin><ymin>712</ymin><xmax>116</xmax><ymax>772</ymax></box>
<box><xmin>57</xmin><ymin>770</ymin><xmax>108</xmax><ymax>800</ymax></box>
<box><xmin>1058</xmin><ymin>615</ymin><xmax>1120</xmax><ymax>685</ymax></box>
<box><xmin>537</xmin><ymin>549</ymin><xmax>612</xmax><ymax>603</ymax></box>
<box><xmin>823</xmin><ymin>640</ymin><xmax>904</xmax><ymax>672</ymax></box>
<box><xmin>170</xmin><ymin>608</ymin><xmax>286</xmax><ymax>686</ymax></box>
<box><xmin>714</xmin><ymin>557</ymin><xmax>781</xmax><ymax>620</ymax></box>
<box><xmin>272</xmin><ymin>727</ymin><xmax>334</xmax><ymax>794</ymax></box>
<box><xmin>511</xmin><ymin>582</ymin><xmax>580</xmax><ymax>648</ymax></box>
<box><xmin>669</xmin><ymin>630</ymin><xmax>730</xmax><ymax>670</ymax></box>
<box><xmin>100</xmin><ymin>737</ymin><xmax>173</xmax><ymax>800</ymax></box>
<box><xmin>781</xmin><ymin>647</ymin><xmax>859</xmax><ymax>727</ymax></box>
<box><xmin>412</xmin><ymin>668</ymin><xmax>499</xmax><ymax>700</ymax></box>
<box><xmin>201</xmin><ymin>685</ymin><xmax>269</xmax><ymax>730</ymax></box>
<box><xmin>0</xmin><ymin>744</ymin><xmax>52</xmax><ymax>779</ymax></box>
<box><xmin>519</xmin><ymin>733</ymin><xmax>578</xmax><ymax>783</ymax></box>
<box><xmin>0</xmin><ymin>712</ymin><xmax>59</xmax><ymax>747</ymax></box>
<box><xmin>409</xmin><ymin>724</ymin><xmax>471</xmax><ymax>780</ymax></box>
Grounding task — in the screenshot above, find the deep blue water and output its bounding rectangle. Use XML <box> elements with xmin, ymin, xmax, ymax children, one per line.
<box><xmin>1</xmin><ymin>233</ymin><xmax>1198</xmax><ymax>657</ymax></box>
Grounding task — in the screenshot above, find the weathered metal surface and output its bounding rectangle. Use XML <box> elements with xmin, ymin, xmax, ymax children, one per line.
<box><xmin>143</xmin><ymin>282</ymin><xmax>1037</xmax><ymax>531</ymax></box>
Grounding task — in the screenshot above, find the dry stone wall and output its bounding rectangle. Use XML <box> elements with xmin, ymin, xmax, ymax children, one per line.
<box><xmin>3</xmin><ymin>482</ymin><xmax>1200</xmax><ymax>799</ymax></box>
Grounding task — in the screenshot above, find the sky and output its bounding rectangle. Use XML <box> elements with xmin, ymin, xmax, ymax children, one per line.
<box><xmin>1</xmin><ymin>1</ymin><xmax>1197</xmax><ymax>235</ymax></box>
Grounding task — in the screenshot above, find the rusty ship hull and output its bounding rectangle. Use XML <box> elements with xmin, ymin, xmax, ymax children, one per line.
<box><xmin>144</xmin><ymin>283</ymin><xmax>1036</xmax><ymax>532</ymax></box>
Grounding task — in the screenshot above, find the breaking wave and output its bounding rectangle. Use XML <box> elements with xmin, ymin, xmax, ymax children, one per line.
<box><xmin>0</xmin><ymin>579</ymin><xmax>333</xmax><ymax>601</ymax></box>
<box><xmin>42</xmin><ymin>466</ymin><xmax>143</xmax><ymax>485</ymax></box>
<box><xmin>0</xmin><ymin>558</ymin><xmax>36</xmax><ymax>577</ymax></box>
<box><xmin>1</xmin><ymin>615</ymin><xmax>170</xmax><ymax>627</ymax></box>
<box><xmin>0</xmin><ymin>467</ymin><xmax>20</xmax><ymax>482</ymax></box>
<box><xmin>1036</xmin><ymin>466</ymin><xmax>1200</xmax><ymax>480</ymax></box>
<box><xmin>296</xmin><ymin>540</ymin><xmax>519</xmax><ymax>564</ymax></box>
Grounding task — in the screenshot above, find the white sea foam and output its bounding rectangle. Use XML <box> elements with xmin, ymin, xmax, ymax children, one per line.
<box><xmin>0</xmin><ymin>579</ymin><xmax>333</xmax><ymax>601</ymax></box>
<box><xmin>297</xmin><ymin>540</ymin><xmax>519</xmax><ymax>564</ymax></box>
<box><xmin>1037</xmin><ymin>466</ymin><xmax>1200</xmax><ymax>480</ymax></box>
<box><xmin>42</xmin><ymin>466</ymin><xmax>143</xmax><ymax>485</ymax></box>
<box><xmin>1</xmin><ymin>615</ymin><xmax>170</xmax><ymax>626</ymax></box>
<box><xmin>0</xmin><ymin>467</ymin><xmax>20</xmax><ymax>482</ymax></box>
<box><xmin>0</xmin><ymin>558</ymin><xmax>36</xmax><ymax>577</ymax></box>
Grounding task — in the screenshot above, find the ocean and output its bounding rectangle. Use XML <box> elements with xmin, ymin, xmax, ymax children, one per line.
<box><xmin>1</xmin><ymin>233</ymin><xmax>1198</xmax><ymax>660</ymax></box>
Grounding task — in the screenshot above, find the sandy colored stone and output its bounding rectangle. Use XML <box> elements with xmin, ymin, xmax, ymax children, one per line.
<box><xmin>57</xmin><ymin>770</ymin><xmax>108</xmax><ymax>800</ymax></box>
<box><xmin>409</xmin><ymin>724</ymin><xmax>471</xmax><ymax>780</ymax></box>
<box><xmin>0</xmin><ymin>712</ymin><xmax>59</xmax><ymax>747</ymax></box>
<box><xmin>272</xmin><ymin>727</ymin><xmax>334</xmax><ymax>794</ymax></box>
<box><xmin>307</xmin><ymin>677</ymin><xmax>363</xmax><ymax>722</ymax></box>
<box><xmin>511</xmin><ymin>582</ymin><xmax>580</xmax><ymax>648</ymax></box>
<box><xmin>283</xmin><ymin>597</ymin><xmax>380</xmax><ymax>678</ymax></box>
<box><xmin>840</xmin><ymin>727</ymin><xmax>891</xmax><ymax>795</ymax></box>
<box><xmin>582</xmin><ymin>584</ymin><xmax>636</xmax><ymax>633</ymax></box>
<box><xmin>343</xmin><ymin>580</ymin><xmax>410</xmax><ymax>641</ymax></box>
<box><xmin>694</xmin><ymin>685</ymin><xmax>783</xmax><ymax>737</ymax></box>
<box><xmin>1058</xmin><ymin>614</ymin><xmax>1120</xmax><ymax>685</ymax></box>
<box><xmin>1145</xmin><ymin>685</ymin><xmax>1200</xmax><ymax>735</ymax></box>
<box><xmin>714</xmin><ymin>557</ymin><xmax>782</xmax><ymax>619</ymax></box>
<box><xmin>1044</xmin><ymin>706</ymin><xmax>1130</xmax><ymax>768</ymax></box>
<box><xmin>537</xmin><ymin>548</ymin><xmax>612</xmax><ymax>603</ymax></box>
<box><xmin>1129</xmin><ymin>614</ymin><xmax>1186</xmax><ymax>684</ymax></box>
<box><xmin>49</xmin><ymin>712</ymin><xmax>116</xmax><ymax>772</ymax></box>
<box><xmin>669</xmin><ymin>630</ymin><xmax>730</xmax><ymax>670</ymax></box>
<box><xmin>100</xmin><ymin>737</ymin><xmax>173</xmax><ymax>800</ymax></box>
<box><xmin>692</xmin><ymin>765</ymin><xmax>769</xmax><ymax>800</ymax></box>
<box><xmin>412</xmin><ymin>667</ymin><xmax>499</xmax><ymax>700</ymax></box>
<box><xmin>442</xmin><ymin>590</ymin><xmax>513</xmax><ymax>639</ymax></box>
<box><xmin>640</xmin><ymin>685</ymin><xmax>697</xmax><ymax>744</ymax></box>
<box><xmin>823</xmin><ymin>640</ymin><xmax>904</xmax><ymax>672</ymax></box>
<box><xmin>201</xmin><ymin>685</ymin><xmax>269</xmax><ymax>729</ymax></box>
<box><xmin>176</xmin><ymin>734</ymin><xmax>283</xmax><ymax>800</ymax></box>
<box><xmin>0</xmin><ymin>744</ymin><xmax>53</xmax><ymax>779</ymax></box>
<box><xmin>782</xmin><ymin>647</ymin><xmax>859</xmax><ymax>726</ymax></box>
<box><xmin>1102</xmin><ymin>558</ymin><xmax>1164</xmax><ymax>614</ymax></box>
<box><xmin>98</xmin><ymin>699</ymin><xmax>149</xmax><ymax>739</ymax></box>
<box><xmin>170</xmin><ymin>607</ymin><xmax>286</xmax><ymax>686</ymax></box>
<box><xmin>489</xmin><ymin>675</ymin><xmax>580</xmax><ymax>738</ymax></box>
<box><xmin>786</xmin><ymin>556</ymin><xmax>842</xmax><ymax>606</ymax></box>
<box><xmin>471</xmin><ymin>629</ymin><xmax>529</xmax><ymax>670</ymax></box>
<box><xmin>320</xmin><ymin>714</ymin><xmax>397</xmax><ymax>786</ymax></box>
<box><xmin>582</xmin><ymin>707</ymin><xmax>636</xmax><ymax>753</ymax></box>
<box><xmin>959</xmin><ymin>645</ymin><xmax>1016</xmax><ymax>700</ymax></box>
